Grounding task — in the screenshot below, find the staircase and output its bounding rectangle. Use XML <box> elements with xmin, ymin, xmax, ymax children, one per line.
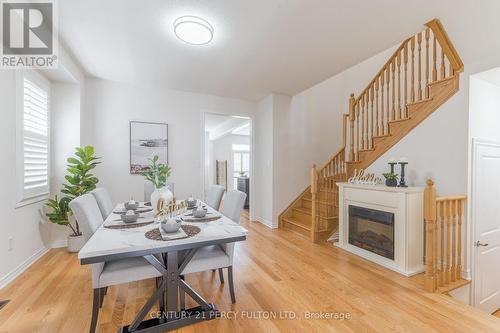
<box><xmin>279</xmin><ymin>19</ymin><xmax>464</xmax><ymax>242</ymax></box>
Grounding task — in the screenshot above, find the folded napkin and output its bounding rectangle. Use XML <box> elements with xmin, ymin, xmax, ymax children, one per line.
<box><xmin>159</xmin><ymin>225</ymin><xmax>188</xmax><ymax>240</ymax></box>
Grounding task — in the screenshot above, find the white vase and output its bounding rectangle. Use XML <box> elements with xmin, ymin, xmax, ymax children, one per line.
<box><xmin>151</xmin><ymin>186</ymin><xmax>174</xmax><ymax>211</ymax></box>
<box><xmin>67</xmin><ymin>234</ymin><xmax>85</xmax><ymax>252</ymax></box>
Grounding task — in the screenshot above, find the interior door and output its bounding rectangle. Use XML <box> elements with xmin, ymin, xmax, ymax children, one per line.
<box><xmin>473</xmin><ymin>140</ymin><xmax>500</xmax><ymax>313</ymax></box>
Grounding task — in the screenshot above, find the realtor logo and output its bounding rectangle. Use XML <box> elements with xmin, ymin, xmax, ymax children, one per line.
<box><xmin>1</xmin><ymin>0</ymin><xmax>58</xmax><ymax>68</ymax></box>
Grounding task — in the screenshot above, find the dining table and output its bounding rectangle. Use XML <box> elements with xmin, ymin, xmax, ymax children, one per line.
<box><xmin>78</xmin><ymin>201</ymin><xmax>248</xmax><ymax>333</ymax></box>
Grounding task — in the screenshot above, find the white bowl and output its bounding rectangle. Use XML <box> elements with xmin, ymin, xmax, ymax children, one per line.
<box><xmin>161</xmin><ymin>219</ymin><xmax>182</xmax><ymax>233</ymax></box>
<box><xmin>124</xmin><ymin>202</ymin><xmax>139</xmax><ymax>210</ymax></box>
<box><xmin>121</xmin><ymin>213</ymin><xmax>139</xmax><ymax>223</ymax></box>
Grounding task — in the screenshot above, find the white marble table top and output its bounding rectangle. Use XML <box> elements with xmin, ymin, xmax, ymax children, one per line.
<box><xmin>78</xmin><ymin>202</ymin><xmax>248</xmax><ymax>264</ymax></box>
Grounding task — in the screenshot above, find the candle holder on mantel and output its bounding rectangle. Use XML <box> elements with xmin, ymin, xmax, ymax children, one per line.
<box><xmin>388</xmin><ymin>161</ymin><xmax>397</xmax><ymax>174</ymax></box>
<box><xmin>398</xmin><ymin>161</ymin><xmax>409</xmax><ymax>187</ymax></box>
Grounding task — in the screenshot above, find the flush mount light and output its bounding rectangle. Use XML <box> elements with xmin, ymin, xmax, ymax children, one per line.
<box><xmin>174</xmin><ymin>16</ymin><xmax>214</xmax><ymax>45</ymax></box>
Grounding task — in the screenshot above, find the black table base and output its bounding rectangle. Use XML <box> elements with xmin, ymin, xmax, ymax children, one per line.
<box><xmin>119</xmin><ymin>249</ymin><xmax>220</xmax><ymax>333</ymax></box>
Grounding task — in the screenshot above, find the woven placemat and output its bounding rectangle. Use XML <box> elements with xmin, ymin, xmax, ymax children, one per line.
<box><xmin>181</xmin><ymin>215</ymin><xmax>222</xmax><ymax>223</ymax></box>
<box><xmin>145</xmin><ymin>225</ymin><xmax>201</xmax><ymax>241</ymax></box>
<box><xmin>104</xmin><ymin>221</ymin><xmax>155</xmax><ymax>229</ymax></box>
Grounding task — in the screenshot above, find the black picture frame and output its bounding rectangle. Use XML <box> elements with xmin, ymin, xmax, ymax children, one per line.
<box><xmin>129</xmin><ymin>121</ymin><xmax>168</xmax><ymax>174</ymax></box>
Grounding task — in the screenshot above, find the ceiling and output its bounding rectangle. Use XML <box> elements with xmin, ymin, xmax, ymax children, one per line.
<box><xmin>205</xmin><ymin>114</ymin><xmax>250</xmax><ymax>140</ymax></box>
<box><xmin>60</xmin><ymin>0</ymin><xmax>455</xmax><ymax>101</ymax></box>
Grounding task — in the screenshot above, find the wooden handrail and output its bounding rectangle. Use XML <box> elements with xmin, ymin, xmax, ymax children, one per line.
<box><xmin>297</xmin><ymin>19</ymin><xmax>463</xmax><ymax>243</ymax></box>
<box><xmin>424</xmin><ymin>180</ymin><xmax>467</xmax><ymax>292</ymax></box>
<box><xmin>425</xmin><ymin>19</ymin><xmax>464</xmax><ymax>73</ymax></box>
<box><xmin>354</xmin><ymin>38</ymin><xmax>411</xmax><ymax>105</ymax></box>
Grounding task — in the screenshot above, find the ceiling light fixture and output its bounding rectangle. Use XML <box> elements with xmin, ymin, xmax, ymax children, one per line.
<box><xmin>174</xmin><ymin>16</ymin><xmax>214</xmax><ymax>45</ymax></box>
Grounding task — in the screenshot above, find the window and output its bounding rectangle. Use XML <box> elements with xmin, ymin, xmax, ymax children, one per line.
<box><xmin>232</xmin><ymin>144</ymin><xmax>250</xmax><ymax>189</ymax></box>
<box><xmin>16</xmin><ymin>72</ymin><xmax>50</xmax><ymax>205</ymax></box>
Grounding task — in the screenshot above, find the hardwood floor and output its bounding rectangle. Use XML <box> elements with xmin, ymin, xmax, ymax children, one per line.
<box><xmin>0</xmin><ymin>214</ymin><xmax>499</xmax><ymax>332</ymax></box>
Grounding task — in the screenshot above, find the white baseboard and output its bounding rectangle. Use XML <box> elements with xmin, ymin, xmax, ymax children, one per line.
<box><xmin>51</xmin><ymin>239</ymin><xmax>68</xmax><ymax>249</ymax></box>
<box><xmin>255</xmin><ymin>216</ymin><xmax>278</xmax><ymax>229</ymax></box>
<box><xmin>0</xmin><ymin>246</ymin><xmax>49</xmax><ymax>290</ymax></box>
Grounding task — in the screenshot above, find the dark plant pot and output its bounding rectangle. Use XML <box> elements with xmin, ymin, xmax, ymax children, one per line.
<box><xmin>385</xmin><ymin>179</ymin><xmax>398</xmax><ymax>187</ymax></box>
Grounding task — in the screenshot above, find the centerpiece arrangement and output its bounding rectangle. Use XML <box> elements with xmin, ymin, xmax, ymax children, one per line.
<box><xmin>45</xmin><ymin>146</ymin><xmax>101</xmax><ymax>252</ymax></box>
<box><xmin>141</xmin><ymin>155</ymin><xmax>173</xmax><ymax>210</ymax></box>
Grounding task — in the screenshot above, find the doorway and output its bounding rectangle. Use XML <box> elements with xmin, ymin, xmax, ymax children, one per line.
<box><xmin>469</xmin><ymin>69</ymin><xmax>500</xmax><ymax>314</ymax></box>
<box><xmin>202</xmin><ymin>112</ymin><xmax>253</xmax><ymax>216</ymax></box>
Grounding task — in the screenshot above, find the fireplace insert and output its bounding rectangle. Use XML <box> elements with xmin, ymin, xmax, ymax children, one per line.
<box><xmin>348</xmin><ymin>205</ymin><xmax>395</xmax><ymax>260</ymax></box>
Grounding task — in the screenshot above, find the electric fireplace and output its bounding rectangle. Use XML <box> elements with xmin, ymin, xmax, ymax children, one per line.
<box><xmin>348</xmin><ymin>205</ymin><xmax>395</xmax><ymax>260</ymax></box>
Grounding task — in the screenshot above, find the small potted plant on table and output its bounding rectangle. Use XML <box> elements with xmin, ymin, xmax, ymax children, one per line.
<box><xmin>382</xmin><ymin>172</ymin><xmax>399</xmax><ymax>187</ymax></box>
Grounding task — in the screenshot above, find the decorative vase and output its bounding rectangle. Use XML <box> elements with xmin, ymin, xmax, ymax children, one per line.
<box><xmin>151</xmin><ymin>185</ymin><xmax>174</xmax><ymax>211</ymax></box>
<box><xmin>385</xmin><ymin>179</ymin><xmax>397</xmax><ymax>187</ymax></box>
<box><xmin>67</xmin><ymin>234</ymin><xmax>85</xmax><ymax>252</ymax></box>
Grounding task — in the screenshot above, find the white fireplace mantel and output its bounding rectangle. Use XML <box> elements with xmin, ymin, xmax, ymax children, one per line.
<box><xmin>335</xmin><ymin>183</ymin><xmax>425</xmax><ymax>276</ymax></box>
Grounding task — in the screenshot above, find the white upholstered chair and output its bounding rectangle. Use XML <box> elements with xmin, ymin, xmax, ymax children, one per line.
<box><xmin>144</xmin><ymin>181</ymin><xmax>175</xmax><ymax>202</ymax></box>
<box><xmin>70</xmin><ymin>194</ymin><xmax>162</xmax><ymax>333</ymax></box>
<box><xmin>181</xmin><ymin>189</ymin><xmax>247</xmax><ymax>304</ymax></box>
<box><xmin>205</xmin><ymin>185</ymin><xmax>225</xmax><ymax>210</ymax></box>
<box><xmin>90</xmin><ymin>188</ymin><xmax>114</xmax><ymax>220</ymax></box>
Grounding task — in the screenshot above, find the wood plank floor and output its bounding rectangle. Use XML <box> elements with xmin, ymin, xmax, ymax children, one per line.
<box><xmin>0</xmin><ymin>213</ymin><xmax>499</xmax><ymax>333</ymax></box>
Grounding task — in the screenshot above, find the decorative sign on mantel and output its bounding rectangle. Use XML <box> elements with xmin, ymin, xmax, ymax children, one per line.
<box><xmin>348</xmin><ymin>169</ymin><xmax>383</xmax><ymax>186</ymax></box>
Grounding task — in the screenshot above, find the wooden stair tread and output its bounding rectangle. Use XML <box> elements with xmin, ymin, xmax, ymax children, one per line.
<box><xmin>359</xmin><ymin>148</ymin><xmax>375</xmax><ymax>152</ymax></box>
<box><xmin>406</xmin><ymin>97</ymin><xmax>433</xmax><ymax>107</ymax></box>
<box><xmin>293</xmin><ymin>207</ymin><xmax>311</xmax><ymax>215</ymax></box>
<box><xmin>388</xmin><ymin>117</ymin><xmax>411</xmax><ymax>124</ymax></box>
<box><xmin>372</xmin><ymin>134</ymin><xmax>391</xmax><ymax>139</ymax></box>
<box><xmin>427</xmin><ymin>75</ymin><xmax>456</xmax><ymax>87</ymax></box>
<box><xmin>282</xmin><ymin>217</ymin><xmax>311</xmax><ymax>231</ymax></box>
<box><xmin>437</xmin><ymin>278</ymin><xmax>471</xmax><ymax>294</ymax></box>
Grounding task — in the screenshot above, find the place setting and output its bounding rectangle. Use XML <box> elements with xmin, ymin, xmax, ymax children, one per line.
<box><xmin>144</xmin><ymin>196</ymin><xmax>223</xmax><ymax>241</ymax></box>
<box><xmin>104</xmin><ymin>198</ymin><xmax>156</xmax><ymax>229</ymax></box>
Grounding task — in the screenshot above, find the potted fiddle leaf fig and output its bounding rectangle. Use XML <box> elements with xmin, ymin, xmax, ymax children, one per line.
<box><xmin>382</xmin><ymin>172</ymin><xmax>398</xmax><ymax>187</ymax></box>
<box><xmin>46</xmin><ymin>146</ymin><xmax>101</xmax><ymax>252</ymax></box>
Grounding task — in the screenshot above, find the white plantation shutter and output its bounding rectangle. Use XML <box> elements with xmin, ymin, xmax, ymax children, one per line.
<box><xmin>17</xmin><ymin>72</ymin><xmax>50</xmax><ymax>203</ymax></box>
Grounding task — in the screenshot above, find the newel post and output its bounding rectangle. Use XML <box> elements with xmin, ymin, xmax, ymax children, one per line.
<box><xmin>348</xmin><ymin>94</ymin><xmax>356</xmax><ymax>162</ymax></box>
<box><xmin>424</xmin><ymin>179</ymin><xmax>437</xmax><ymax>292</ymax></box>
<box><xmin>311</xmin><ymin>164</ymin><xmax>318</xmax><ymax>242</ymax></box>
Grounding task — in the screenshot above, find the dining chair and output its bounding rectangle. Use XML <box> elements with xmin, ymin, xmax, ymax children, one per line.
<box><xmin>90</xmin><ymin>188</ymin><xmax>114</xmax><ymax>220</ymax></box>
<box><xmin>205</xmin><ymin>185</ymin><xmax>225</xmax><ymax>210</ymax></box>
<box><xmin>144</xmin><ymin>181</ymin><xmax>175</xmax><ymax>202</ymax></box>
<box><xmin>181</xmin><ymin>189</ymin><xmax>247</xmax><ymax>304</ymax></box>
<box><xmin>70</xmin><ymin>194</ymin><xmax>162</xmax><ymax>333</ymax></box>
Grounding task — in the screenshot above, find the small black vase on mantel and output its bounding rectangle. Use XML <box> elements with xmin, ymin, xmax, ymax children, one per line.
<box><xmin>383</xmin><ymin>173</ymin><xmax>398</xmax><ymax>187</ymax></box>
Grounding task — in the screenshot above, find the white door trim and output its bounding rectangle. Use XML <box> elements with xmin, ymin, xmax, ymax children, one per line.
<box><xmin>471</xmin><ymin>138</ymin><xmax>500</xmax><ymax>309</ymax></box>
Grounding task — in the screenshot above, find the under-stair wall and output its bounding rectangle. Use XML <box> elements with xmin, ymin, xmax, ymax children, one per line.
<box><xmin>278</xmin><ymin>19</ymin><xmax>464</xmax><ymax>242</ymax></box>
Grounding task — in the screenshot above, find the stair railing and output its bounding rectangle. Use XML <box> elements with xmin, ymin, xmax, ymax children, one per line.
<box><xmin>424</xmin><ymin>179</ymin><xmax>466</xmax><ymax>292</ymax></box>
<box><xmin>346</xmin><ymin>19</ymin><xmax>464</xmax><ymax>164</ymax></box>
<box><xmin>309</xmin><ymin>19</ymin><xmax>463</xmax><ymax>242</ymax></box>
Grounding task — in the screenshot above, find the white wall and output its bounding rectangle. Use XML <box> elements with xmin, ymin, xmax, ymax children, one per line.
<box><xmin>211</xmin><ymin>135</ymin><xmax>250</xmax><ymax>191</ymax></box>
<box><xmin>254</xmin><ymin>95</ymin><xmax>274</xmax><ymax>227</ymax></box>
<box><xmin>469</xmin><ymin>75</ymin><xmax>500</xmax><ymax>141</ymax></box>
<box><xmin>49</xmin><ymin>82</ymin><xmax>82</xmax><ymax>246</ymax></box>
<box><xmin>83</xmin><ymin>79</ymin><xmax>257</xmax><ymax>204</ymax></box>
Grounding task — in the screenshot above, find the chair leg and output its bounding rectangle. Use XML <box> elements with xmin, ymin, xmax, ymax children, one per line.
<box><xmin>90</xmin><ymin>288</ymin><xmax>100</xmax><ymax>333</ymax></box>
<box><xmin>218</xmin><ymin>268</ymin><xmax>225</xmax><ymax>284</ymax></box>
<box><xmin>99</xmin><ymin>288</ymin><xmax>105</xmax><ymax>308</ymax></box>
<box><xmin>228</xmin><ymin>266</ymin><xmax>236</xmax><ymax>304</ymax></box>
